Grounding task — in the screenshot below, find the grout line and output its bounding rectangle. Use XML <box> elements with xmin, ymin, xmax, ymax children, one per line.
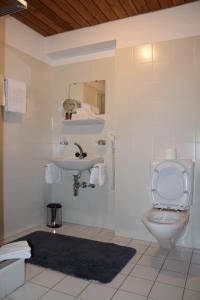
<box><xmin>181</xmin><ymin>247</ymin><xmax>193</xmax><ymax>300</ymax></box>
<box><xmin>73</xmin><ymin>281</ymin><xmax>91</xmax><ymax>299</ymax></box>
<box><xmin>26</xmin><ymin>265</ymin><xmax>46</xmax><ymax>281</ymax></box>
<box><xmin>109</xmin><ymin>242</ymin><xmax>152</xmax><ymax>299</ymax></box>
<box><xmin>145</xmin><ymin>246</ymin><xmax>171</xmax><ymax>298</ymax></box>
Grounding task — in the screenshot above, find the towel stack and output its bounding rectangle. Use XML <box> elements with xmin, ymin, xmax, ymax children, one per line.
<box><xmin>72</xmin><ymin>103</ymin><xmax>97</xmax><ymax>121</ymax></box>
<box><xmin>0</xmin><ymin>241</ymin><xmax>31</xmax><ymax>262</ymax></box>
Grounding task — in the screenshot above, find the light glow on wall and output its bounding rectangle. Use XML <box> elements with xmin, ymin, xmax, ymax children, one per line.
<box><xmin>141</xmin><ymin>45</ymin><xmax>153</xmax><ymax>62</ymax></box>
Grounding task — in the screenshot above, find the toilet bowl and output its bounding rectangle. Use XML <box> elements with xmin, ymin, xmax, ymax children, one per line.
<box><xmin>143</xmin><ymin>159</ymin><xmax>194</xmax><ymax>248</ymax></box>
<box><xmin>143</xmin><ymin>208</ymin><xmax>189</xmax><ymax>248</ymax></box>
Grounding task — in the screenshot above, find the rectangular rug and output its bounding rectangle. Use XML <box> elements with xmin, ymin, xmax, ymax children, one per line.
<box><xmin>17</xmin><ymin>231</ymin><xmax>136</xmax><ymax>283</ymax></box>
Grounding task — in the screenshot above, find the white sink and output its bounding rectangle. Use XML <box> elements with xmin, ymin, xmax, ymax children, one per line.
<box><xmin>52</xmin><ymin>156</ymin><xmax>103</xmax><ymax>172</ymax></box>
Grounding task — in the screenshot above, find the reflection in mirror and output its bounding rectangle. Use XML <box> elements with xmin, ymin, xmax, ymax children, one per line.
<box><xmin>69</xmin><ymin>80</ymin><xmax>105</xmax><ymax>115</ymax></box>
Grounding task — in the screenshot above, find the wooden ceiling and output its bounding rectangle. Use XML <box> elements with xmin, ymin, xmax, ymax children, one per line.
<box><xmin>11</xmin><ymin>0</ymin><xmax>197</xmax><ymax>37</ymax></box>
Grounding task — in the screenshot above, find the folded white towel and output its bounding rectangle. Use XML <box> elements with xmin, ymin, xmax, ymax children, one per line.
<box><xmin>4</xmin><ymin>78</ymin><xmax>27</xmax><ymax>113</ymax></box>
<box><xmin>90</xmin><ymin>163</ymin><xmax>106</xmax><ymax>186</ymax></box>
<box><xmin>72</xmin><ymin>109</ymin><xmax>96</xmax><ymax>121</ymax></box>
<box><xmin>0</xmin><ymin>241</ymin><xmax>31</xmax><ymax>261</ymax></box>
<box><xmin>45</xmin><ymin>163</ymin><xmax>62</xmax><ymax>184</ymax></box>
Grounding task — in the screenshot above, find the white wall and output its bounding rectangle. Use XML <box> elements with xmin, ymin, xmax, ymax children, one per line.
<box><xmin>114</xmin><ymin>37</ymin><xmax>200</xmax><ymax>248</ymax></box>
<box><xmin>5</xmin><ymin>17</ymin><xmax>47</xmax><ymax>63</ymax></box>
<box><xmin>51</xmin><ymin>58</ymin><xmax>115</xmax><ymax>229</ymax></box>
<box><xmin>3</xmin><ymin>45</ymin><xmax>53</xmax><ymax>237</ymax></box>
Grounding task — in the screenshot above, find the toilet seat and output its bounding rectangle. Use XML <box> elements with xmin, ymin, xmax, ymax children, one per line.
<box><xmin>144</xmin><ymin>208</ymin><xmax>189</xmax><ymax>225</ymax></box>
<box><xmin>151</xmin><ymin>161</ymin><xmax>191</xmax><ymax>210</ymax></box>
<box><xmin>142</xmin><ymin>208</ymin><xmax>189</xmax><ymax>244</ymax></box>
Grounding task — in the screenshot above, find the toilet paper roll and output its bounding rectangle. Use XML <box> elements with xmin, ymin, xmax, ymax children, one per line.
<box><xmin>165</xmin><ymin>148</ymin><xmax>177</xmax><ymax>160</ymax></box>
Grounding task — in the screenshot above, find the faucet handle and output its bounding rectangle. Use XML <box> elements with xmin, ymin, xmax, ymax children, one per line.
<box><xmin>75</xmin><ymin>152</ymin><xmax>80</xmax><ymax>157</ymax></box>
<box><xmin>82</xmin><ymin>152</ymin><xmax>87</xmax><ymax>158</ymax></box>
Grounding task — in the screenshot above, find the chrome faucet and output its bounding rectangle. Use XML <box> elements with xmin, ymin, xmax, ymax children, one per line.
<box><xmin>74</xmin><ymin>142</ymin><xmax>87</xmax><ymax>159</ymax></box>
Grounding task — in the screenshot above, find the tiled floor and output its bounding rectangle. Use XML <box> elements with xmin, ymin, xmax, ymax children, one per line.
<box><xmin>2</xmin><ymin>223</ymin><xmax>200</xmax><ymax>300</ymax></box>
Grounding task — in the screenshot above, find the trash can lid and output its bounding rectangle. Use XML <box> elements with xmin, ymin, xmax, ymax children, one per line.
<box><xmin>47</xmin><ymin>203</ymin><xmax>62</xmax><ymax>208</ymax></box>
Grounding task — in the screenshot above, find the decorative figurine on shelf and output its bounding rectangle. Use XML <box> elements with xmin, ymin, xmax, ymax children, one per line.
<box><xmin>62</xmin><ymin>99</ymin><xmax>78</xmax><ymax>120</ymax></box>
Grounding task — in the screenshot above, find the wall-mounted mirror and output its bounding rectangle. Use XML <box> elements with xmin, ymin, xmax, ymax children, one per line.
<box><xmin>69</xmin><ymin>80</ymin><xmax>105</xmax><ymax>115</ymax></box>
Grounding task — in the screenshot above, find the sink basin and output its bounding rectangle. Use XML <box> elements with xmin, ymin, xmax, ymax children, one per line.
<box><xmin>52</xmin><ymin>156</ymin><xmax>103</xmax><ymax>172</ymax></box>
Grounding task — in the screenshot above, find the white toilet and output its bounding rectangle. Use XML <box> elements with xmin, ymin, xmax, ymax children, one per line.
<box><xmin>143</xmin><ymin>159</ymin><xmax>194</xmax><ymax>248</ymax></box>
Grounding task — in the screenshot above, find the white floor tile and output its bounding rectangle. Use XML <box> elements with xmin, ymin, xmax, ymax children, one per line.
<box><xmin>131</xmin><ymin>239</ymin><xmax>151</xmax><ymax>246</ymax></box>
<box><xmin>78</xmin><ymin>226</ymin><xmax>102</xmax><ymax>236</ymax></box>
<box><xmin>138</xmin><ymin>255</ymin><xmax>164</xmax><ymax>269</ymax></box>
<box><xmin>60</xmin><ymin>225</ymin><xmax>88</xmax><ymax>235</ymax></box>
<box><xmin>186</xmin><ymin>275</ymin><xmax>200</xmax><ymax>291</ymax></box>
<box><xmin>120</xmin><ymin>254</ymin><xmax>141</xmax><ymax>275</ymax></box>
<box><xmin>167</xmin><ymin>247</ymin><xmax>192</xmax><ymax>262</ymax></box>
<box><xmin>130</xmin><ymin>265</ymin><xmax>159</xmax><ymax>281</ymax></box>
<box><xmin>25</xmin><ymin>263</ymin><xmax>45</xmax><ymax>281</ymax></box>
<box><xmin>53</xmin><ymin>276</ymin><xmax>89</xmax><ymax>296</ymax></box>
<box><xmin>30</xmin><ymin>269</ymin><xmax>65</xmax><ymax>288</ymax></box>
<box><xmin>191</xmin><ymin>254</ymin><xmax>200</xmax><ymax>265</ymax></box>
<box><xmin>120</xmin><ymin>276</ymin><xmax>154</xmax><ymax>296</ymax></box>
<box><xmin>111</xmin><ymin>236</ymin><xmax>131</xmax><ymax>246</ymax></box>
<box><xmin>149</xmin><ymin>282</ymin><xmax>183</xmax><ymax>300</ymax></box>
<box><xmin>145</xmin><ymin>246</ymin><xmax>169</xmax><ymax>258</ymax></box>
<box><xmin>162</xmin><ymin>259</ymin><xmax>190</xmax><ymax>274</ymax></box>
<box><xmin>95</xmin><ymin>229</ymin><xmax>114</xmax><ymax>242</ymax></box>
<box><xmin>128</xmin><ymin>241</ymin><xmax>148</xmax><ymax>254</ymax></box>
<box><xmin>79</xmin><ymin>283</ymin><xmax>116</xmax><ymax>300</ymax></box>
<box><xmin>188</xmin><ymin>264</ymin><xmax>200</xmax><ymax>275</ymax></box>
<box><xmin>193</xmin><ymin>249</ymin><xmax>200</xmax><ymax>255</ymax></box>
<box><xmin>183</xmin><ymin>289</ymin><xmax>200</xmax><ymax>300</ymax></box>
<box><xmin>105</xmin><ymin>273</ymin><xmax>126</xmax><ymax>288</ymax></box>
<box><xmin>156</xmin><ymin>269</ymin><xmax>186</xmax><ymax>287</ymax></box>
<box><xmin>184</xmin><ymin>261</ymin><xmax>200</xmax><ymax>291</ymax></box>
<box><xmin>8</xmin><ymin>282</ymin><xmax>48</xmax><ymax>300</ymax></box>
<box><xmin>112</xmin><ymin>290</ymin><xmax>146</xmax><ymax>300</ymax></box>
<box><xmin>150</xmin><ymin>242</ymin><xmax>160</xmax><ymax>248</ymax></box>
<box><xmin>40</xmin><ymin>290</ymin><xmax>74</xmax><ymax>300</ymax></box>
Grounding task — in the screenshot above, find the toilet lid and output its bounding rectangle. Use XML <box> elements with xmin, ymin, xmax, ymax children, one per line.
<box><xmin>151</xmin><ymin>161</ymin><xmax>190</xmax><ymax>210</ymax></box>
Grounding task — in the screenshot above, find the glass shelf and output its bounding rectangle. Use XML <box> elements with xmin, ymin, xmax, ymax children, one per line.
<box><xmin>62</xmin><ymin>118</ymin><xmax>105</xmax><ymax>126</ymax></box>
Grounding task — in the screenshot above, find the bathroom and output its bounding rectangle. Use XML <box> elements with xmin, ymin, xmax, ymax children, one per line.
<box><xmin>0</xmin><ymin>1</ymin><xmax>200</xmax><ymax>299</ymax></box>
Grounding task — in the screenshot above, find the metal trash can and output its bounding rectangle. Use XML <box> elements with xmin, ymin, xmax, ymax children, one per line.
<box><xmin>47</xmin><ymin>203</ymin><xmax>62</xmax><ymax>228</ymax></box>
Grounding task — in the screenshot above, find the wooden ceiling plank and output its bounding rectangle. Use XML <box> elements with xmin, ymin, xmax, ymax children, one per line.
<box><xmin>57</xmin><ymin>0</ymin><xmax>90</xmax><ymax>27</ymax></box>
<box><xmin>66</xmin><ymin>0</ymin><xmax>99</xmax><ymax>26</ymax></box>
<box><xmin>79</xmin><ymin>0</ymin><xmax>109</xmax><ymax>22</ymax></box>
<box><xmin>92</xmin><ymin>0</ymin><xmax>118</xmax><ymax>20</ymax></box>
<box><xmin>27</xmin><ymin>3</ymin><xmax>64</xmax><ymax>33</ymax></box>
<box><xmin>14</xmin><ymin>14</ymin><xmax>49</xmax><ymax>36</ymax></box>
<box><xmin>26</xmin><ymin>0</ymin><xmax>72</xmax><ymax>31</ymax></box>
<box><xmin>11</xmin><ymin>0</ymin><xmax>197</xmax><ymax>37</ymax></box>
<box><xmin>184</xmin><ymin>0</ymin><xmax>197</xmax><ymax>3</ymax></box>
<box><xmin>119</xmin><ymin>0</ymin><xmax>138</xmax><ymax>17</ymax></box>
<box><xmin>41</xmin><ymin>0</ymin><xmax>80</xmax><ymax>29</ymax></box>
<box><xmin>105</xmin><ymin>0</ymin><xmax>129</xmax><ymax>18</ymax></box>
<box><xmin>146</xmin><ymin>0</ymin><xmax>161</xmax><ymax>11</ymax></box>
<box><xmin>15</xmin><ymin>10</ymin><xmax>56</xmax><ymax>35</ymax></box>
<box><xmin>132</xmin><ymin>0</ymin><xmax>149</xmax><ymax>13</ymax></box>
<box><xmin>172</xmin><ymin>0</ymin><xmax>184</xmax><ymax>4</ymax></box>
<box><xmin>158</xmin><ymin>0</ymin><xmax>173</xmax><ymax>8</ymax></box>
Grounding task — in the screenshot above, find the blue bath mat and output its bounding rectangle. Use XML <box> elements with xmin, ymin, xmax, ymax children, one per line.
<box><xmin>17</xmin><ymin>231</ymin><xmax>136</xmax><ymax>283</ymax></box>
